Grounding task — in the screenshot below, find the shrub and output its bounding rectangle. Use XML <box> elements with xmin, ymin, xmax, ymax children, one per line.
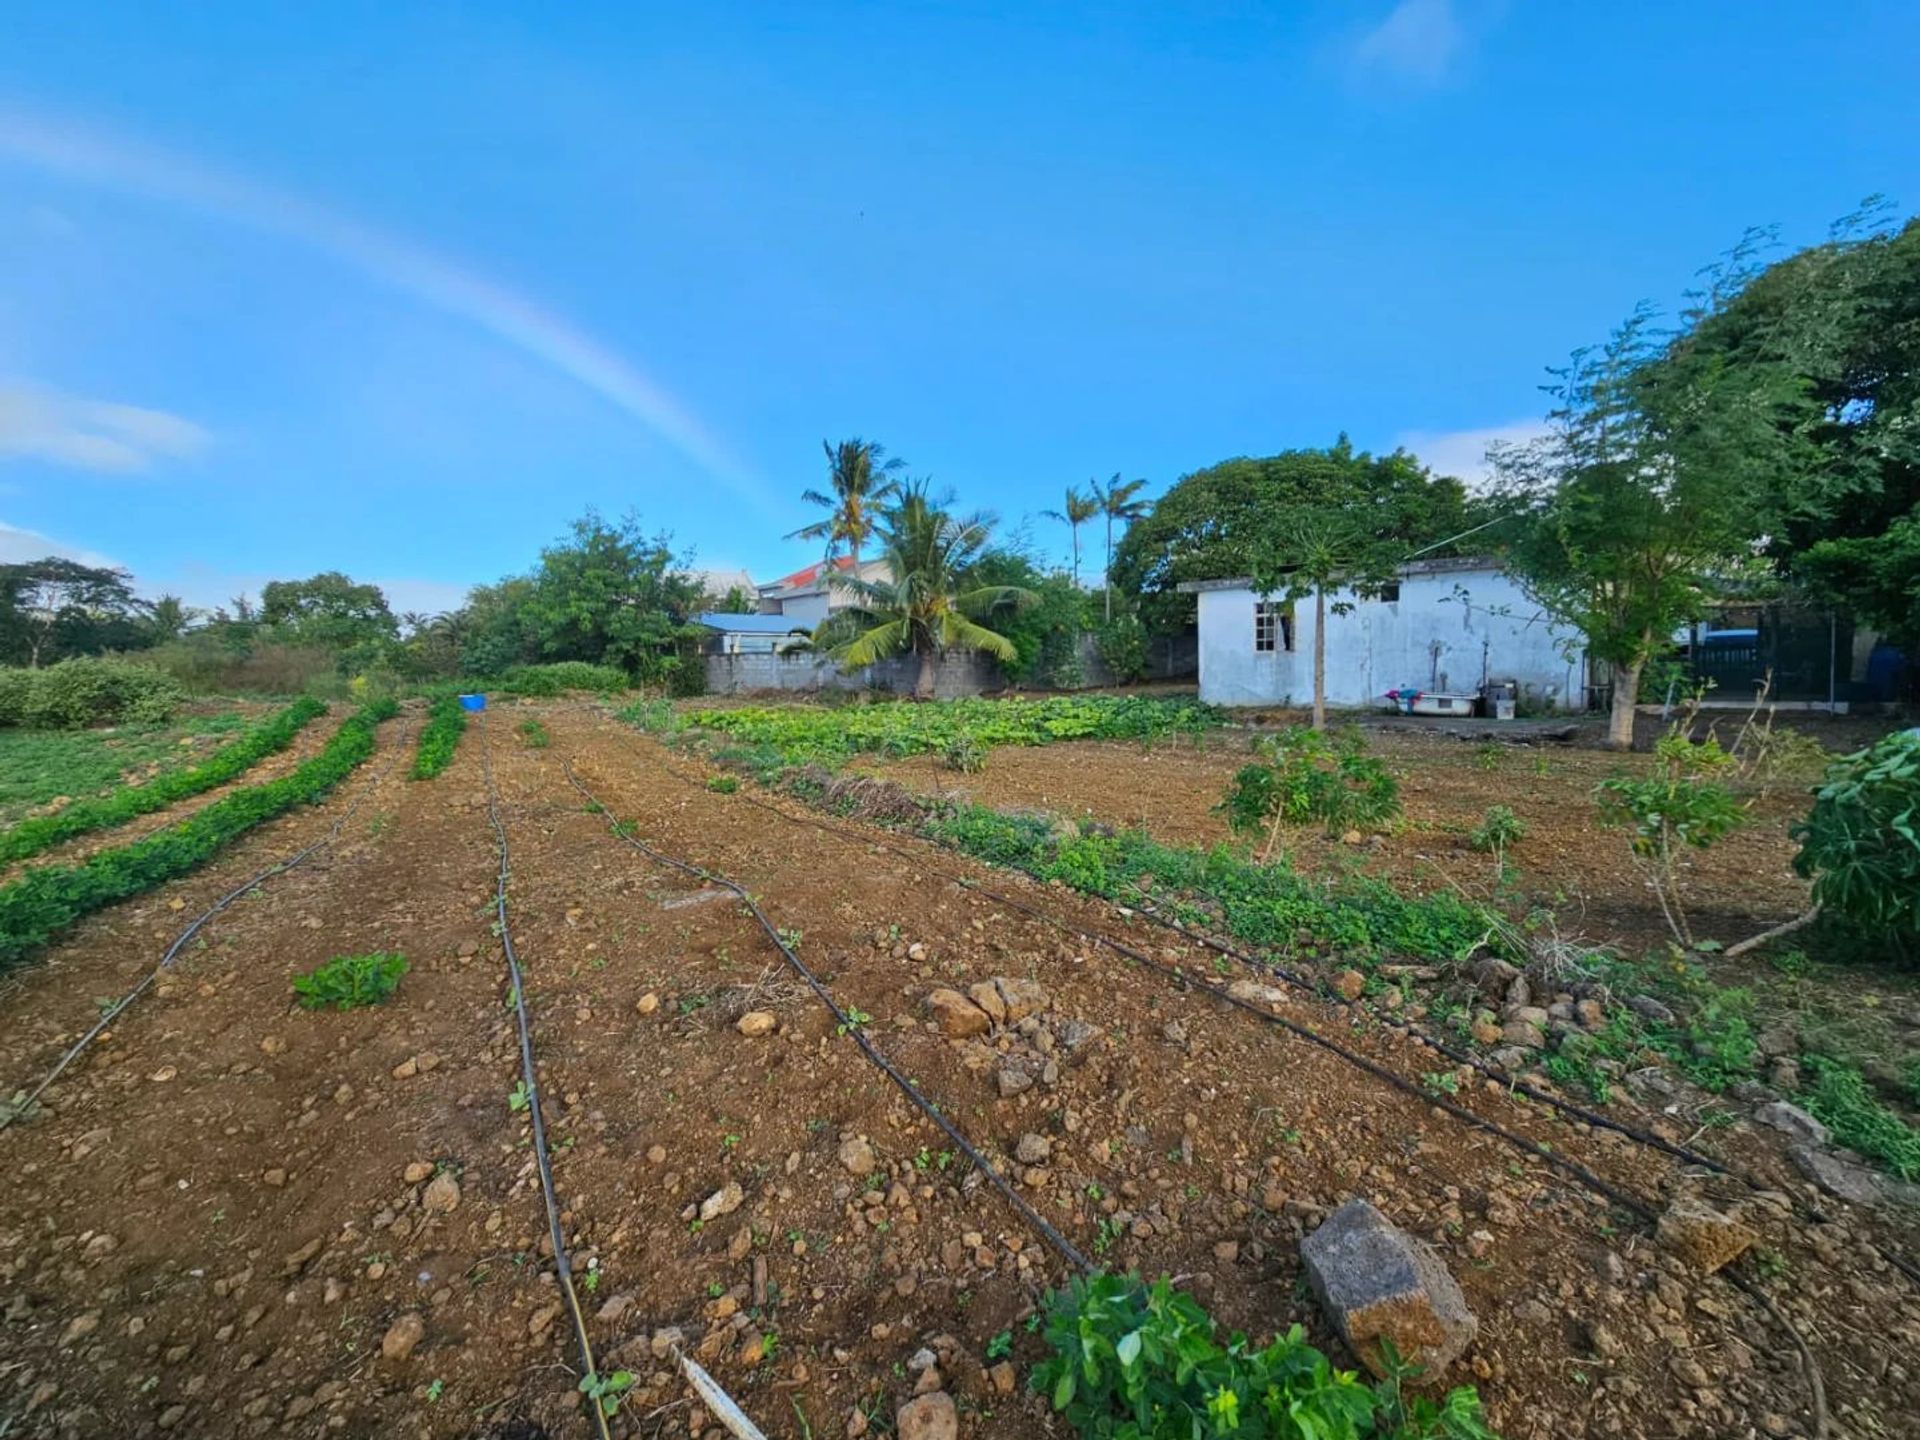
<box><xmin>411</xmin><ymin>696</ymin><xmax>467</xmax><ymax>779</ymax></box>
<box><xmin>1217</xmin><ymin>727</ymin><xmax>1400</xmax><ymax>860</ymax></box>
<box><xmin>0</xmin><ymin>697</ymin><xmax>327</xmax><ymax>865</ymax></box>
<box><xmin>0</xmin><ymin>658</ymin><xmax>185</xmax><ymax>729</ymax></box>
<box><xmin>1033</xmin><ymin>1272</ymin><xmax>1497</xmax><ymax>1440</ymax></box>
<box><xmin>943</xmin><ymin>735</ymin><xmax>987</xmax><ymax>774</ymax></box>
<box><xmin>1468</xmin><ymin>805</ymin><xmax>1526</xmax><ymax>865</ymax></box>
<box><xmin>1094</xmin><ymin>613</ymin><xmax>1150</xmax><ymax>684</ymax></box>
<box><xmin>496</xmin><ymin>662</ymin><xmax>628</xmax><ymax>696</ymax></box>
<box><xmin>1594</xmin><ymin>731</ymin><xmax>1744</xmax><ymax>947</ymax></box>
<box><xmin>293</xmin><ymin>951</ymin><xmax>409</xmax><ymax>1011</ymax></box>
<box><xmin>1789</xmin><ymin>732</ymin><xmax>1920</xmax><ymax>957</ymax></box>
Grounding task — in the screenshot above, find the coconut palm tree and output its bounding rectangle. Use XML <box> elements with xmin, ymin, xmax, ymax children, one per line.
<box><xmin>1091</xmin><ymin>474</ymin><xmax>1150</xmax><ymax>620</ymax></box>
<box><xmin>787</xmin><ymin>438</ymin><xmax>906</xmax><ymax>595</ymax></box>
<box><xmin>822</xmin><ymin>481</ymin><xmax>1033</xmax><ymax>698</ymax></box>
<box><xmin>1041</xmin><ymin>485</ymin><xmax>1100</xmax><ymax>585</ymax></box>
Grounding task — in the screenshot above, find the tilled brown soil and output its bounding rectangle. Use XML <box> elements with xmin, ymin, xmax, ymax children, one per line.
<box><xmin>2</xmin><ymin>703</ymin><xmax>1917</xmax><ymax>1440</ymax></box>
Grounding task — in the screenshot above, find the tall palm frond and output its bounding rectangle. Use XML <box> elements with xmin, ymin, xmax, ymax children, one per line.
<box><xmin>786</xmin><ymin>438</ymin><xmax>907</xmax><ymax>583</ymax></box>
<box><xmin>1041</xmin><ymin>484</ymin><xmax>1101</xmax><ymax>585</ymax></box>
<box><xmin>1091</xmin><ymin>473</ymin><xmax>1151</xmax><ymax>619</ymax></box>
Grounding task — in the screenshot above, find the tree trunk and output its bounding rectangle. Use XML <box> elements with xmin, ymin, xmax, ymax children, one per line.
<box><xmin>915</xmin><ymin>646</ymin><xmax>937</xmax><ymax>700</ymax></box>
<box><xmin>1312</xmin><ymin>587</ymin><xmax>1327</xmax><ymax>731</ymax></box>
<box><xmin>1103</xmin><ymin>516</ymin><xmax>1114</xmax><ymax>622</ymax></box>
<box><xmin>1606</xmin><ymin>658</ymin><xmax>1643</xmax><ymax>750</ymax></box>
<box><xmin>1070</xmin><ymin>527</ymin><xmax>1079</xmax><ymax>586</ymax></box>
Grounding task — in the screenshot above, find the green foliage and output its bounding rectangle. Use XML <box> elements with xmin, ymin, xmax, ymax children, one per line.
<box><xmin>516</xmin><ymin>718</ymin><xmax>551</xmax><ymax>749</ymax></box>
<box><xmin>1468</xmin><ymin>806</ymin><xmax>1526</xmax><ymax>857</ymax></box>
<box><xmin>0</xmin><ymin>699</ymin><xmax>397</xmax><ymax>972</ymax></box>
<box><xmin>0</xmin><ymin>657</ymin><xmax>186</xmax><ymax>730</ymax></box>
<box><xmin>0</xmin><ymin>697</ymin><xmax>326</xmax><ymax>865</ymax></box>
<box><xmin>260</xmin><ymin>571</ymin><xmax>399</xmax><ymax>651</ymax></box>
<box><xmin>690</xmin><ymin>695</ymin><xmax>1217</xmax><ymax>765</ymax></box>
<box><xmin>1789</xmin><ymin>732</ymin><xmax>1920</xmax><ymax>956</ymax></box>
<box><xmin>410</xmin><ymin>697</ymin><xmax>468</xmax><ymax>780</ymax></box>
<box><xmin>966</xmin><ymin>551</ymin><xmax>1090</xmax><ymax>686</ymax></box>
<box><xmin>1094</xmin><ymin>612</ymin><xmax>1150</xmax><ymax>684</ymax></box>
<box><xmin>1594</xmin><ymin>733</ymin><xmax>1745</xmax><ymax>946</ymax></box>
<box><xmin>943</xmin><ymin>735</ymin><xmax>987</xmax><ymax>774</ymax></box>
<box><xmin>706</xmin><ymin>774</ymin><xmax>739</xmax><ymax>794</ymax></box>
<box><xmin>577</xmin><ymin>1369</ymin><xmax>636</xmax><ymax>1419</ymax></box>
<box><xmin>293</xmin><ymin>951</ymin><xmax>409</xmax><ymax>1010</ymax></box>
<box><xmin>1799</xmin><ymin>1054</ymin><xmax>1920</xmax><ymax>1180</ymax></box>
<box><xmin>517</xmin><ymin>510</ymin><xmax>702</xmax><ymax>682</ymax></box>
<box><xmin>495</xmin><ymin>662</ymin><xmax>629</xmax><ymax>696</ymax></box>
<box><xmin>0</xmin><ymin>711</ymin><xmax>248</xmax><ymax>825</ymax></box>
<box><xmin>1032</xmin><ymin>1272</ymin><xmax>1496</xmax><ymax>1440</ymax></box>
<box><xmin>1112</xmin><ymin>443</ymin><xmax>1468</xmax><ymax>635</ymax></box>
<box><xmin>1218</xmin><ymin>727</ymin><xmax>1401</xmax><ymax>857</ymax></box>
<box><xmin>0</xmin><ymin>556</ymin><xmax>154</xmax><ymax>667</ymax></box>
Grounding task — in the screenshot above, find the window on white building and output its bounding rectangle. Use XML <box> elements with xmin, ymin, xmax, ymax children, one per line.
<box><xmin>1254</xmin><ymin>601</ymin><xmax>1292</xmax><ymax>653</ymax></box>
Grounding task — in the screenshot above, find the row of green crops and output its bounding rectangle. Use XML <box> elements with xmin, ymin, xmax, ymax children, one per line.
<box><xmin>0</xmin><ymin>699</ymin><xmax>398</xmax><ymax>972</ymax></box>
<box><xmin>917</xmin><ymin>802</ymin><xmax>1494</xmax><ymax>966</ymax></box>
<box><xmin>680</xmin><ymin>695</ymin><xmax>1218</xmax><ymax>763</ymax></box>
<box><xmin>410</xmin><ymin>696</ymin><xmax>467</xmax><ymax>779</ymax></box>
<box><xmin>0</xmin><ymin>697</ymin><xmax>328</xmax><ymax>867</ymax></box>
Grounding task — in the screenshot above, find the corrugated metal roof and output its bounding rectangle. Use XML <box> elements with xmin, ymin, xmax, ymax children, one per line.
<box><xmin>694</xmin><ymin>612</ymin><xmax>815</xmax><ymax>634</ymax></box>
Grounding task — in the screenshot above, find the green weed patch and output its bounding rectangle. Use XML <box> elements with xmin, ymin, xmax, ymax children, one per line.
<box><xmin>0</xmin><ymin>697</ymin><xmax>327</xmax><ymax>866</ymax></box>
<box><xmin>294</xmin><ymin>951</ymin><xmax>409</xmax><ymax>1011</ymax></box>
<box><xmin>0</xmin><ymin>699</ymin><xmax>397</xmax><ymax>973</ymax></box>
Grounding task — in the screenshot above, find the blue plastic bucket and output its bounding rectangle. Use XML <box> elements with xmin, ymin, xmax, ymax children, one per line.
<box><xmin>457</xmin><ymin>693</ymin><xmax>487</xmax><ymax>712</ymax></box>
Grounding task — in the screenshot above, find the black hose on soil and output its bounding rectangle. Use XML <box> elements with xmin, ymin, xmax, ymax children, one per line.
<box><xmin>1</xmin><ymin>716</ymin><xmax>414</xmax><ymax>1134</ymax></box>
<box><xmin>559</xmin><ymin>756</ymin><xmax>1096</xmax><ymax>1277</ymax></box>
<box><xmin>477</xmin><ymin>718</ymin><xmax>614</xmax><ymax>1440</ymax></box>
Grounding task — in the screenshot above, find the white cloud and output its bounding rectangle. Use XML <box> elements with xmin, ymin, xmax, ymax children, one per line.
<box><xmin>0</xmin><ymin>520</ymin><xmax>122</xmax><ymax>568</ymax></box>
<box><xmin>1396</xmin><ymin>419</ymin><xmax>1550</xmax><ymax>488</ymax></box>
<box><xmin>1353</xmin><ymin>0</ymin><xmax>1466</xmax><ymax>85</ymax></box>
<box><xmin>0</xmin><ymin>380</ymin><xmax>209</xmax><ymax>474</ymax></box>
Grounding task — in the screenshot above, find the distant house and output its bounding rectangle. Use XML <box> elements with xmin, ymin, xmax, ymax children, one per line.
<box><xmin>1178</xmin><ymin>556</ymin><xmax>1584</xmax><ymax>711</ymax></box>
<box><xmin>693</xmin><ymin>612</ymin><xmax>814</xmax><ymax>655</ymax></box>
<box><xmin>680</xmin><ymin>568</ymin><xmax>757</xmax><ymax>608</ymax></box>
<box><xmin>756</xmin><ymin>556</ymin><xmax>892</xmax><ymax>629</ymax></box>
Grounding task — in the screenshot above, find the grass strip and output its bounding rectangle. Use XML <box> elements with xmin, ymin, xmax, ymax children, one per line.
<box><xmin>410</xmin><ymin>695</ymin><xmax>467</xmax><ymax>779</ymax></box>
<box><xmin>0</xmin><ymin>697</ymin><xmax>328</xmax><ymax>867</ymax></box>
<box><xmin>0</xmin><ymin>699</ymin><xmax>397</xmax><ymax>972</ymax></box>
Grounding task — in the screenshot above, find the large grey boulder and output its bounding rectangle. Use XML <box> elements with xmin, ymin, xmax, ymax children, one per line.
<box><xmin>1754</xmin><ymin>1101</ymin><xmax>1828</xmax><ymax>1146</ymax></box>
<box><xmin>1300</xmin><ymin>1200</ymin><xmax>1477</xmax><ymax>1378</ymax></box>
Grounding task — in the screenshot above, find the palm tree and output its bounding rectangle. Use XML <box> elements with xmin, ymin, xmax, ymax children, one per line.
<box><xmin>787</xmin><ymin>438</ymin><xmax>906</xmax><ymax>597</ymax></box>
<box><xmin>398</xmin><ymin>610</ymin><xmax>431</xmax><ymax>638</ymax></box>
<box><xmin>822</xmin><ymin>481</ymin><xmax>1034</xmax><ymax>698</ymax></box>
<box><xmin>1041</xmin><ymin>485</ymin><xmax>1100</xmax><ymax>586</ymax></box>
<box><xmin>1091</xmin><ymin>474</ymin><xmax>1150</xmax><ymax>620</ymax></box>
<box><xmin>145</xmin><ymin>595</ymin><xmax>195</xmax><ymax>643</ymax></box>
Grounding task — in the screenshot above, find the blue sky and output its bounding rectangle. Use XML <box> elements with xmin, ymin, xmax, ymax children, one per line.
<box><xmin>2</xmin><ymin>1</ymin><xmax>1916</xmax><ymax>612</ymax></box>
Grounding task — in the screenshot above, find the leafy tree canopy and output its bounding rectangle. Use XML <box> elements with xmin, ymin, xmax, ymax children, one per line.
<box><xmin>519</xmin><ymin>510</ymin><xmax>702</xmax><ymax>679</ymax></box>
<box><xmin>259</xmin><ymin>571</ymin><xmax>398</xmax><ymax>651</ymax></box>
<box><xmin>0</xmin><ymin>556</ymin><xmax>153</xmax><ymax>666</ymax></box>
<box><xmin>1111</xmin><ymin>439</ymin><xmax>1468</xmax><ymax>631</ymax></box>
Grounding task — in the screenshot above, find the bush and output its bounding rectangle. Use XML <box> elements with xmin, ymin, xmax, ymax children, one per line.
<box><xmin>943</xmin><ymin>735</ymin><xmax>987</xmax><ymax>773</ymax></box>
<box><xmin>1594</xmin><ymin>731</ymin><xmax>1745</xmax><ymax>947</ymax></box>
<box><xmin>1094</xmin><ymin>613</ymin><xmax>1150</xmax><ymax>684</ymax></box>
<box><xmin>293</xmin><ymin>952</ymin><xmax>409</xmax><ymax>1011</ymax></box>
<box><xmin>139</xmin><ymin>638</ymin><xmax>341</xmax><ymax>697</ymax></box>
<box><xmin>1789</xmin><ymin>731</ymin><xmax>1920</xmax><ymax>956</ymax></box>
<box><xmin>0</xmin><ymin>658</ymin><xmax>185</xmax><ymax>729</ymax></box>
<box><xmin>1217</xmin><ymin>727</ymin><xmax>1400</xmax><ymax>859</ymax></box>
<box><xmin>1469</xmin><ymin>805</ymin><xmax>1526</xmax><ymax>857</ymax></box>
<box><xmin>495</xmin><ymin>662</ymin><xmax>628</xmax><ymax>696</ymax></box>
<box><xmin>1033</xmin><ymin>1272</ymin><xmax>1497</xmax><ymax>1440</ymax></box>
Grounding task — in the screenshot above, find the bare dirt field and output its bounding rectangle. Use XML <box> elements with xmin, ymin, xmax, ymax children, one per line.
<box><xmin>3</xmin><ymin>703</ymin><xmax>1918</xmax><ymax>1440</ymax></box>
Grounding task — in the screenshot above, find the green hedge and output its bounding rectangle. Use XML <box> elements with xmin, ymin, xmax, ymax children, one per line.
<box><xmin>0</xmin><ymin>699</ymin><xmax>398</xmax><ymax>972</ymax></box>
<box><xmin>0</xmin><ymin>658</ymin><xmax>186</xmax><ymax>729</ymax></box>
<box><xmin>0</xmin><ymin>697</ymin><xmax>327</xmax><ymax>866</ymax></box>
<box><xmin>494</xmin><ymin>662</ymin><xmax>629</xmax><ymax>696</ymax></box>
<box><xmin>410</xmin><ymin>695</ymin><xmax>467</xmax><ymax>779</ymax></box>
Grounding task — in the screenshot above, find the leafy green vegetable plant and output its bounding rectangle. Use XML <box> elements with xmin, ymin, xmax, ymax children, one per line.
<box><xmin>0</xmin><ymin>699</ymin><xmax>397</xmax><ymax>974</ymax></box>
<box><xmin>0</xmin><ymin>697</ymin><xmax>327</xmax><ymax>865</ymax></box>
<box><xmin>410</xmin><ymin>696</ymin><xmax>467</xmax><ymax>779</ymax></box>
<box><xmin>1217</xmin><ymin>727</ymin><xmax>1401</xmax><ymax>860</ymax></box>
<box><xmin>293</xmin><ymin>951</ymin><xmax>409</xmax><ymax>1010</ymax></box>
<box><xmin>1032</xmin><ymin>1272</ymin><xmax>1496</xmax><ymax>1439</ymax></box>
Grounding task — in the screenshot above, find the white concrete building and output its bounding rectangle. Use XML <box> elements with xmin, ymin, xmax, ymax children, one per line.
<box><xmin>1178</xmin><ymin>557</ymin><xmax>1585</xmax><ymax>711</ymax></box>
<box><xmin>756</xmin><ymin>556</ymin><xmax>893</xmax><ymax>629</ymax></box>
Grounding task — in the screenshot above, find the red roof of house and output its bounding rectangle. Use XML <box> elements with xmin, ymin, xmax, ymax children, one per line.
<box><xmin>764</xmin><ymin>555</ymin><xmax>859</xmax><ymax>592</ymax></box>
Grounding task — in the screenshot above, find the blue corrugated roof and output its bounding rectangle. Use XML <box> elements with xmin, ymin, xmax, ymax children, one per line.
<box><xmin>695</xmin><ymin>612</ymin><xmax>813</xmax><ymax>634</ymax></box>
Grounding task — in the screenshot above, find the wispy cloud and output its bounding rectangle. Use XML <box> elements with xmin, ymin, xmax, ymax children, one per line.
<box><xmin>1353</xmin><ymin>0</ymin><xmax>1466</xmax><ymax>85</ymax></box>
<box><xmin>1396</xmin><ymin>419</ymin><xmax>1548</xmax><ymax>488</ymax></box>
<box><xmin>0</xmin><ymin>520</ymin><xmax>122</xmax><ymax>568</ymax></box>
<box><xmin>0</xmin><ymin>380</ymin><xmax>209</xmax><ymax>473</ymax></box>
<box><xmin>0</xmin><ymin>106</ymin><xmax>761</xmax><ymax>501</ymax></box>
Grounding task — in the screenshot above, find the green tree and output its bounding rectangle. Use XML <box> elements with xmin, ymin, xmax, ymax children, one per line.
<box><xmin>1042</xmin><ymin>485</ymin><xmax>1101</xmax><ymax>586</ymax></box>
<box><xmin>143</xmin><ymin>595</ymin><xmax>196</xmax><ymax>644</ymax></box>
<box><xmin>520</xmin><ymin>511</ymin><xmax>700</xmax><ymax>680</ymax></box>
<box><xmin>0</xmin><ymin>557</ymin><xmax>152</xmax><ymax>666</ymax></box>
<box><xmin>1113</xmin><ymin>447</ymin><xmax>1467</xmax><ymax>634</ymax></box>
<box><xmin>822</xmin><ymin>482</ymin><xmax>1033</xmax><ymax>698</ymax></box>
<box><xmin>259</xmin><ymin>572</ymin><xmax>398</xmax><ymax>652</ymax></box>
<box><xmin>1091</xmin><ymin>474</ymin><xmax>1150</xmax><ymax>621</ymax></box>
<box><xmin>788</xmin><ymin>437</ymin><xmax>905</xmax><ymax>586</ymax></box>
<box><xmin>1491</xmin><ymin>293</ymin><xmax>1802</xmax><ymax>748</ymax></box>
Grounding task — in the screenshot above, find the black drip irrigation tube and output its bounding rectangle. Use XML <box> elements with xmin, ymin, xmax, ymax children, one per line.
<box><xmin>0</xmin><ymin>717</ymin><xmax>415</xmax><ymax>1134</ymax></box>
<box><xmin>558</xmin><ymin>756</ymin><xmax>1095</xmax><ymax>1277</ymax></box>
<box><xmin>475</xmin><ymin>717</ymin><xmax>614</xmax><ymax>1440</ymax></box>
